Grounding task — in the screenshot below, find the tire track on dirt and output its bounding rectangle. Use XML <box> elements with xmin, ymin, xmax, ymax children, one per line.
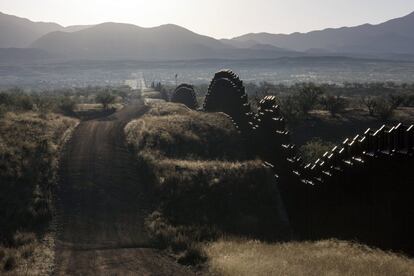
<box><xmin>54</xmin><ymin>101</ymin><xmax>193</xmax><ymax>275</ymax></box>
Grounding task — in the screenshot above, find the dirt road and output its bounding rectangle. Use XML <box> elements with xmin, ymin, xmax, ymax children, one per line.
<box><xmin>55</xmin><ymin>101</ymin><xmax>193</xmax><ymax>275</ymax></box>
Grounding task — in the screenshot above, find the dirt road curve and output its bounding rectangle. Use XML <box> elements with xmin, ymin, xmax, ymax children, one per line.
<box><xmin>55</xmin><ymin>101</ymin><xmax>194</xmax><ymax>275</ymax></box>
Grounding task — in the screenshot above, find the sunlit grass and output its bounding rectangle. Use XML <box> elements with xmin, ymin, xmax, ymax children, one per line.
<box><xmin>204</xmin><ymin>238</ymin><xmax>414</xmax><ymax>276</ymax></box>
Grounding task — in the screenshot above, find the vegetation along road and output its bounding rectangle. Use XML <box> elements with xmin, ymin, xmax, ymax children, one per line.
<box><xmin>54</xmin><ymin>100</ymin><xmax>193</xmax><ymax>275</ymax></box>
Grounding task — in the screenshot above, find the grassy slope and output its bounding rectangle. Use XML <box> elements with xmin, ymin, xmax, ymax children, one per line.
<box><xmin>125</xmin><ymin>102</ymin><xmax>283</xmax><ymax>233</ymax></box>
<box><xmin>204</xmin><ymin>239</ymin><xmax>414</xmax><ymax>276</ymax></box>
<box><xmin>0</xmin><ymin>111</ymin><xmax>78</xmax><ymax>274</ymax></box>
<box><xmin>125</xmin><ymin>101</ymin><xmax>414</xmax><ymax>273</ymax></box>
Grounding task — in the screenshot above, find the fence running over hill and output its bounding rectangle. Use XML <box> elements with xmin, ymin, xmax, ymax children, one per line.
<box><xmin>179</xmin><ymin>69</ymin><xmax>414</xmax><ymax>254</ymax></box>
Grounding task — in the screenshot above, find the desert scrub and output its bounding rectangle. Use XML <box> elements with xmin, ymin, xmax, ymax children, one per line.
<box><xmin>126</xmin><ymin>102</ymin><xmax>247</xmax><ymax>160</ymax></box>
<box><xmin>204</xmin><ymin>238</ymin><xmax>414</xmax><ymax>276</ymax></box>
<box><xmin>0</xmin><ymin>112</ymin><xmax>78</xmax><ymax>242</ymax></box>
<box><xmin>126</xmin><ymin>102</ymin><xmax>287</xmax><ymax>240</ymax></box>
<box><xmin>0</xmin><ymin>231</ymin><xmax>54</xmax><ymax>275</ymax></box>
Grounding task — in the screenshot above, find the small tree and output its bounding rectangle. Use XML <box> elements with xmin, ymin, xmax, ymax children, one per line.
<box><xmin>388</xmin><ymin>94</ymin><xmax>404</xmax><ymax>109</ymax></box>
<box><xmin>96</xmin><ymin>91</ymin><xmax>115</xmax><ymax>109</ymax></box>
<box><xmin>59</xmin><ymin>97</ymin><xmax>76</xmax><ymax>116</ymax></box>
<box><xmin>296</xmin><ymin>84</ymin><xmax>324</xmax><ymax>116</ymax></box>
<box><xmin>360</xmin><ymin>96</ymin><xmax>377</xmax><ymax>116</ymax></box>
<box><xmin>320</xmin><ymin>95</ymin><xmax>348</xmax><ymax>116</ymax></box>
<box><xmin>373</xmin><ymin>97</ymin><xmax>397</xmax><ymax>121</ymax></box>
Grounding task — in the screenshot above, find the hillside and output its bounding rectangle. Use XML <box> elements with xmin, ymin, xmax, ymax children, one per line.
<box><xmin>31</xmin><ymin>22</ymin><xmax>298</xmax><ymax>60</ymax></box>
<box><xmin>0</xmin><ymin>12</ymin><xmax>92</xmax><ymax>48</ymax></box>
<box><xmin>3</xmin><ymin>10</ymin><xmax>414</xmax><ymax>60</ymax></box>
<box><xmin>31</xmin><ymin>23</ymin><xmax>229</xmax><ymax>60</ymax></box>
<box><xmin>227</xmin><ymin>11</ymin><xmax>414</xmax><ymax>55</ymax></box>
<box><xmin>0</xmin><ymin>12</ymin><xmax>62</xmax><ymax>48</ymax></box>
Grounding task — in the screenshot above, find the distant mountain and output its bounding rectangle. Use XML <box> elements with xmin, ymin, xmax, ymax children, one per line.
<box><xmin>0</xmin><ymin>12</ymin><xmax>63</xmax><ymax>48</ymax></box>
<box><xmin>2</xmin><ymin>10</ymin><xmax>414</xmax><ymax>61</ymax></box>
<box><xmin>31</xmin><ymin>22</ymin><xmax>298</xmax><ymax>60</ymax></box>
<box><xmin>0</xmin><ymin>12</ymin><xmax>93</xmax><ymax>48</ymax></box>
<box><xmin>227</xmin><ymin>11</ymin><xmax>414</xmax><ymax>55</ymax></box>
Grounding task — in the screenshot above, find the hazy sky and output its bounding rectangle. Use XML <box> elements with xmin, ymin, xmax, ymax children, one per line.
<box><xmin>1</xmin><ymin>0</ymin><xmax>414</xmax><ymax>38</ymax></box>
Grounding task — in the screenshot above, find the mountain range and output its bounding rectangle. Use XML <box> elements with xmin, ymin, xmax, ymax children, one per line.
<box><xmin>0</xmin><ymin>12</ymin><xmax>91</xmax><ymax>48</ymax></box>
<box><xmin>224</xmin><ymin>11</ymin><xmax>414</xmax><ymax>55</ymax></box>
<box><xmin>1</xmin><ymin>11</ymin><xmax>414</xmax><ymax>61</ymax></box>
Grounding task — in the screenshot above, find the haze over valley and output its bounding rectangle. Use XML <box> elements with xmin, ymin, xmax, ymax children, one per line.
<box><xmin>2</xmin><ymin>10</ymin><xmax>414</xmax><ymax>60</ymax></box>
<box><xmin>1</xmin><ymin>10</ymin><xmax>414</xmax><ymax>88</ymax></box>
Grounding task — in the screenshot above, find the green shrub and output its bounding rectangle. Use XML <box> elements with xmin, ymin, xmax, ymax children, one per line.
<box><xmin>95</xmin><ymin>90</ymin><xmax>116</xmax><ymax>109</ymax></box>
<box><xmin>320</xmin><ymin>95</ymin><xmax>349</xmax><ymax>116</ymax></box>
<box><xmin>300</xmin><ymin>138</ymin><xmax>335</xmax><ymax>164</ymax></box>
<box><xmin>296</xmin><ymin>84</ymin><xmax>324</xmax><ymax>116</ymax></box>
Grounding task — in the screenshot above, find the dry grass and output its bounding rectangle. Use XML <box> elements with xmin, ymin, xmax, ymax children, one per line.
<box><xmin>204</xmin><ymin>238</ymin><xmax>414</xmax><ymax>276</ymax></box>
<box><xmin>0</xmin><ymin>111</ymin><xmax>78</xmax><ymax>273</ymax></box>
<box><xmin>0</xmin><ymin>231</ymin><xmax>55</xmax><ymax>275</ymax></box>
<box><xmin>126</xmin><ymin>102</ymin><xmax>245</xmax><ymax>160</ymax></box>
<box><xmin>125</xmin><ymin>102</ymin><xmax>287</xmax><ymax>263</ymax></box>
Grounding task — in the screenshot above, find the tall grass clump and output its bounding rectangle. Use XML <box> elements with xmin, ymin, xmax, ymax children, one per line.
<box><xmin>204</xmin><ymin>238</ymin><xmax>414</xmax><ymax>276</ymax></box>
